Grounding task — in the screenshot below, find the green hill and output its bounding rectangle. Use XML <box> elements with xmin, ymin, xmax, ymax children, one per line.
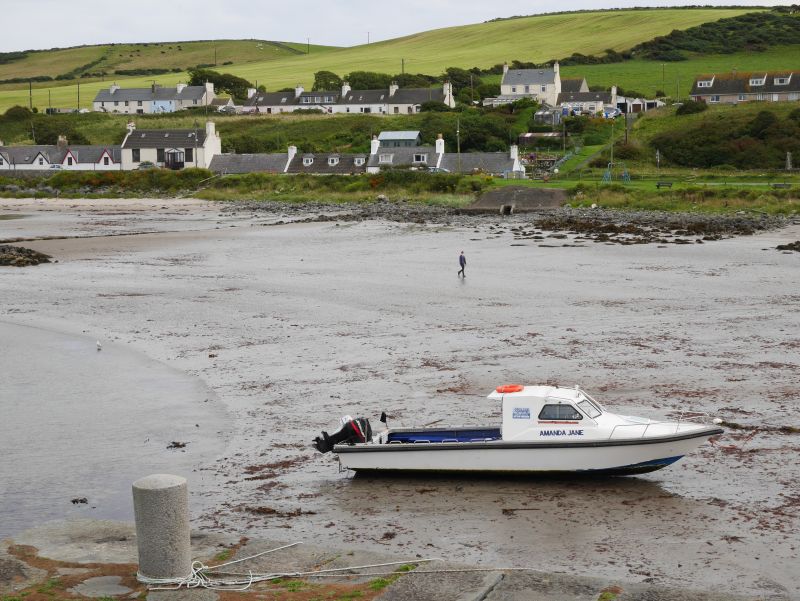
<box><xmin>0</xmin><ymin>8</ymin><xmax>759</xmax><ymax>112</ymax></box>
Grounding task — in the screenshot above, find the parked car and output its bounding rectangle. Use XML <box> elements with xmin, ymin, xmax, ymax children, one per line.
<box><xmin>136</xmin><ymin>161</ymin><xmax>157</xmax><ymax>170</ymax></box>
<box><xmin>48</xmin><ymin>164</ymin><xmax>62</xmax><ymax>169</ymax></box>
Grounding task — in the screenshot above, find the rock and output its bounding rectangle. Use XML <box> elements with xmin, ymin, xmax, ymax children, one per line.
<box><xmin>776</xmin><ymin>241</ymin><xmax>800</xmax><ymax>252</ymax></box>
<box><xmin>0</xmin><ymin>245</ymin><xmax>52</xmax><ymax>267</ymax></box>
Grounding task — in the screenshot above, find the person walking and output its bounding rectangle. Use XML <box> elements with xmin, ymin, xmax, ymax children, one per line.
<box><xmin>457</xmin><ymin>251</ymin><xmax>466</xmax><ymax>278</ymax></box>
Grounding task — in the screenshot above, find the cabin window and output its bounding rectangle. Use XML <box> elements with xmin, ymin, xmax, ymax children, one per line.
<box><xmin>577</xmin><ymin>399</ymin><xmax>601</xmax><ymax>419</ymax></box>
<box><xmin>538</xmin><ymin>404</ymin><xmax>582</xmax><ymax>421</ymax></box>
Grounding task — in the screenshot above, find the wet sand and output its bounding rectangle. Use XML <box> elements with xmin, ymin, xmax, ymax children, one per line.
<box><xmin>1</xmin><ymin>198</ymin><xmax>799</xmax><ymax>599</ymax></box>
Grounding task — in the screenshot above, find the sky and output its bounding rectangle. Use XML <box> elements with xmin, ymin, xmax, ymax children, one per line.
<box><xmin>0</xmin><ymin>0</ymin><xmax>784</xmax><ymax>52</ymax></box>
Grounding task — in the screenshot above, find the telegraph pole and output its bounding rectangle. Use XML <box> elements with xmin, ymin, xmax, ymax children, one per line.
<box><xmin>28</xmin><ymin>79</ymin><xmax>32</xmax><ymax>110</ymax></box>
<box><xmin>77</xmin><ymin>82</ymin><xmax>80</xmax><ymax>111</ymax></box>
<box><xmin>456</xmin><ymin>117</ymin><xmax>462</xmax><ymax>174</ymax></box>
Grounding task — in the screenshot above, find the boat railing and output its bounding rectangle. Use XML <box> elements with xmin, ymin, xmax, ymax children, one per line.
<box><xmin>608</xmin><ymin>421</ymin><xmax>678</xmax><ymax>439</ymax></box>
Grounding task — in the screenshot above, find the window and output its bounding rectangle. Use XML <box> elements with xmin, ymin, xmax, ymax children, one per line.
<box><xmin>303</xmin><ymin>157</ymin><xmax>313</xmax><ymax>166</ymax></box>
<box><xmin>67</xmin><ymin>157</ymin><xmax>73</xmax><ymax>166</ymax></box>
<box><xmin>775</xmin><ymin>77</ymin><xmax>790</xmax><ymax>85</ymax></box>
<box><xmin>413</xmin><ymin>153</ymin><xmax>427</xmax><ymax>163</ymax></box>
<box><xmin>538</xmin><ymin>404</ymin><xmax>583</xmax><ymax>421</ymax></box>
<box><xmin>749</xmin><ymin>78</ymin><xmax>765</xmax><ymax>86</ymax></box>
<box><xmin>103</xmin><ymin>157</ymin><xmax>110</xmax><ymax>165</ymax></box>
<box><xmin>738</xmin><ymin>94</ymin><xmax>747</xmax><ymax>101</ymax></box>
<box><xmin>524</xmin><ymin>85</ymin><xmax>530</xmax><ymax>93</ymax></box>
<box><xmin>193</xmin><ymin>99</ymin><xmax>198</xmax><ymax>105</ymax></box>
<box><xmin>710</xmin><ymin>95</ymin><xmax>720</xmax><ymax>103</ymax></box>
<box><xmin>379</xmin><ymin>154</ymin><xmax>392</xmax><ymax>164</ymax></box>
<box><xmin>157</xmin><ymin>149</ymin><xmax>165</xmax><ymax>162</ymax></box>
<box><xmin>101</xmin><ymin>102</ymin><xmax>105</xmax><ymax>107</ymax></box>
<box><xmin>302</xmin><ymin>97</ymin><xmax>311</xmax><ymax>104</ymax></box>
<box><xmin>325</xmin><ymin>96</ymin><xmax>333</xmax><ymax>103</ymax></box>
<box><xmin>114</xmin><ymin>101</ymin><xmax>119</xmax><ymax>106</ymax></box>
<box><xmin>354</xmin><ymin>158</ymin><xmax>364</xmax><ymax>166</ymax></box>
<box><xmin>132</xmin><ymin>149</ymin><xmax>140</xmax><ymax>162</ymax></box>
<box><xmin>137</xmin><ymin>100</ymin><xmax>143</xmax><ymax>106</ymax></box>
<box><xmin>125</xmin><ymin>101</ymin><xmax>129</xmax><ymax>106</ymax></box>
<box><xmin>185</xmin><ymin>148</ymin><xmax>193</xmax><ymax>162</ymax></box>
<box><xmin>137</xmin><ymin>109</ymin><xmax>144</xmax><ymax>114</ymax></box>
<box><xmin>511</xmin><ymin>86</ymin><xmax>517</xmax><ymax>93</ymax></box>
<box><xmin>0</xmin><ymin>157</ymin><xmax>4</xmax><ymax>165</ymax></box>
<box><xmin>38</xmin><ymin>157</ymin><xmax>44</xmax><ymax>165</ymax></box>
<box><xmin>577</xmin><ymin>399</ymin><xmax>601</xmax><ymax>419</ymax></box>
<box><xmin>790</xmin><ymin>93</ymin><xmax>799</xmax><ymax>101</ymax></box>
<box><xmin>541</xmin><ymin>85</ymin><xmax>546</xmax><ymax>92</ymax></box>
<box><xmin>328</xmin><ymin>157</ymin><xmax>339</xmax><ymax>166</ymax></box>
<box><xmin>697</xmin><ymin>80</ymin><xmax>713</xmax><ymax>88</ymax></box>
<box><xmin>394</xmin><ymin>106</ymin><xmax>399</xmax><ymax>114</ymax></box>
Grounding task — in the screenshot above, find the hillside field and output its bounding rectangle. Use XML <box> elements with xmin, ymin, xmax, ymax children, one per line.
<box><xmin>0</xmin><ymin>8</ymin><xmax>759</xmax><ymax>112</ymax></box>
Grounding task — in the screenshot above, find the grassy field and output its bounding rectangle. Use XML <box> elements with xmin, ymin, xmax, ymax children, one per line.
<box><xmin>0</xmin><ymin>40</ymin><xmax>335</xmax><ymax>81</ymax></box>
<box><xmin>0</xmin><ymin>8</ymin><xmax>757</xmax><ymax>112</ymax></box>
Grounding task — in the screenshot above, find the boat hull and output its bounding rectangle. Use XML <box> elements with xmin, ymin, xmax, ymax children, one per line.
<box><xmin>335</xmin><ymin>428</ymin><xmax>722</xmax><ymax>476</ymax></box>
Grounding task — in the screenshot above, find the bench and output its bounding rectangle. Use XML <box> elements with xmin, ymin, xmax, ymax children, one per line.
<box><xmin>656</xmin><ymin>181</ymin><xmax>673</xmax><ymax>189</ymax></box>
<box><xmin>772</xmin><ymin>183</ymin><xmax>792</xmax><ymax>189</ymax></box>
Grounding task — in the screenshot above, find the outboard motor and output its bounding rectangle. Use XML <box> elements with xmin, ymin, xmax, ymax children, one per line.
<box><xmin>314</xmin><ymin>415</ymin><xmax>373</xmax><ymax>454</ymax></box>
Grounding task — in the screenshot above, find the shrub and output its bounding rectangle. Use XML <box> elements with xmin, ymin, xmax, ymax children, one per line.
<box><xmin>676</xmin><ymin>100</ymin><xmax>707</xmax><ymax>116</ymax></box>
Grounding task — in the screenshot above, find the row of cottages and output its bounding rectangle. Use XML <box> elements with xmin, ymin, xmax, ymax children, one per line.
<box><xmin>119</xmin><ymin>122</ymin><xmax>221</xmax><ymax>170</ymax></box>
<box><xmin>690</xmin><ymin>71</ymin><xmax>800</xmax><ymax>105</ymax></box>
<box><xmin>209</xmin><ymin>133</ymin><xmax>524</xmax><ymax>177</ymax></box>
<box><xmin>242</xmin><ymin>82</ymin><xmax>455</xmax><ymax>115</ymax></box>
<box><xmin>0</xmin><ymin>137</ymin><xmax>120</xmax><ymax>170</ymax></box>
<box><xmin>93</xmin><ymin>83</ymin><xmax>216</xmax><ymax>114</ymax></box>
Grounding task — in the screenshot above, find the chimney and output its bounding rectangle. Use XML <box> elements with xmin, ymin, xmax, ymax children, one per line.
<box><xmin>370</xmin><ymin>135</ymin><xmax>380</xmax><ymax>155</ymax></box>
<box><xmin>611</xmin><ymin>85</ymin><xmax>618</xmax><ymax>102</ymax></box>
<box><xmin>176</xmin><ymin>82</ymin><xmax>187</xmax><ymax>93</ymax></box>
<box><xmin>247</xmin><ymin>87</ymin><xmax>256</xmax><ymax>99</ymax></box>
<box><xmin>57</xmin><ymin>135</ymin><xmax>68</xmax><ymax>149</ymax></box>
<box><xmin>205</xmin><ymin>81</ymin><xmax>215</xmax><ymax>97</ymax></box>
<box><xmin>509</xmin><ymin>144</ymin><xmax>518</xmax><ymax>161</ymax></box>
<box><xmin>341</xmin><ymin>81</ymin><xmax>351</xmax><ymax>98</ymax></box>
<box><xmin>389</xmin><ymin>81</ymin><xmax>399</xmax><ymax>97</ymax></box>
<box><xmin>295</xmin><ymin>84</ymin><xmax>304</xmax><ymax>98</ymax></box>
<box><xmin>205</xmin><ymin>121</ymin><xmax>216</xmax><ymax>138</ymax></box>
<box><xmin>443</xmin><ymin>81</ymin><xmax>454</xmax><ymax>108</ymax></box>
<box><xmin>553</xmin><ymin>61</ymin><xmax>560</xmax><ymax>75</ymax></box>
<box><xmin>435</xmin><ymin>133</ymin><xmax>445</xmax><ymax>155</ymax></box>
<box><xmin>503</xmin><ymin>62</ymin><xmax>509</xmax><ymax>75</ymax></box>
<box><xmin>127</xmin><ymin>121</ymin><xmax>136</xmax><ymax>133</ymax></box>
<box><xmin>110</xmin><ymin>83</ymin><xmax>120</xmax><ymax>94</ymax></box>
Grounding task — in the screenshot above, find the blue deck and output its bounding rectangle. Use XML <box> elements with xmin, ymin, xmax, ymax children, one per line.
<box><xmin>387</xmin><ymin>428</ymin><xmax>502</xmax><ymax>444</ymax></box>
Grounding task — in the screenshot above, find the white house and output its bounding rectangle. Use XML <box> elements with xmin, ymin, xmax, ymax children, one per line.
<box><xmin>120</xmin><ymin>122</ymin><xmax>221</xmax><ymax>170</ymax></box>
<box><xmin>0</xmin><ymin>137</ymin><xmax>121</xmax><ymax>171</ymax></box>
<box><xmin>93</xmin><ymin>83</ymin><xmax>216</xmax><ymax>114</ymax></box>
<box><xmin>483</xmin><ymin>63</ymin><xmax>562</xmax><ymax>107</ymax></box>
<box><xmin>243</xmin><ymin>82</ymin><xmax>455</xmax><ymax>115</ymax></box>
<box><xmin>558</xmin><ymin>86</ymin><xmax>619</xmax><ymax>116</ymax></box>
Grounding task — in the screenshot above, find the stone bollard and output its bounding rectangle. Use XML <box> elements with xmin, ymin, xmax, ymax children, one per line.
<box><xmin>132</xmin><ymin>474</ymin><xmax>192</xmax><ymax>581</ymax></box>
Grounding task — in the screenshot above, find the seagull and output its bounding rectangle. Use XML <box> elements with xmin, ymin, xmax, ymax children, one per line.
<box><xmin>96</xmin><ymin>341</ymin><xmax>102</xmax><ymax>351</ymax></box>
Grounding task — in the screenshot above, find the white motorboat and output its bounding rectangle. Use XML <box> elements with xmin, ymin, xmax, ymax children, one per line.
<box><xmin>313</xmin><ymin>385</ymin><xmax>723</xmax><ymax>475</ymax></box>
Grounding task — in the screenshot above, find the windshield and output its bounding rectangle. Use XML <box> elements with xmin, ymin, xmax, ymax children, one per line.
<box><xmin>577</xmin><ymin>397</ymin><xmax>602</xmax><ymax>419</ymax></box>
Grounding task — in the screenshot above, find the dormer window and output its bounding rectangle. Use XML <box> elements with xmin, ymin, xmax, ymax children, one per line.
<box><xmin>697</xmin><ymin>80</ymin><xmax>713</xmax><ymax>88</ymax></box>
<box><xmin>775</xmin><ymin>76</ymin><xmax>791</xmax><ymax>85</ymax></box>
<box><xmin>354</xmin><ymin>158</ymin><xmax>364</xmax><ymax>166</ymax></box>
<box><xmin>413</xmin><ymin>153</ymin><xmax>427</xmax><ymax>163</ymax></box>
<box><xmin>303</xmin><ymin>157</ymin><xmax>314</xmax><ymax>166</ymax></box>
<box><xmin>280</xmin><ymin>98</ymin><xmax>287</xmax><ymax>103</ymax></box>
<box><xmin>328</xmin><ymin>157</ymin><xmax>339</xmax><ymax>166</ymax></box>
<box><xmin>379</xmin><ymin>153</ymin><xmax>392</xmax><ymax>164</ymax></box>
<box><xmin>750</xmin><ymin>77</ymin><xmax>766</xmax><ymax>86</ymax></box>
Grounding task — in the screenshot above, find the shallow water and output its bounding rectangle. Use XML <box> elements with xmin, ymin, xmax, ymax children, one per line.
<box><xmin>1</xmin><ymin>200</ymin><xmax>799</xmax><ymax>597</ymax></box>
<box><xmin>0</xmin><ymin>322</ymin><xmax>230</xmax><ymax>539</ymax></box>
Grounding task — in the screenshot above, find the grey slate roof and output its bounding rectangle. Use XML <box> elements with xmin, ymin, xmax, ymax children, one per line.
<box><xmin>94</xmin><ymin>85</ymin><xmax>208</xmax><ymax>103</ymax></box>
<box><xmin>122</xmin><ymin>129</ymin><xmax>208</xmax><ymax>149</ymax></box>
<box><xmin>502</xmin><ymin>68</ymin><xmax>557</xmax><ymax>87</ymax></box>
<box><xmin>245</xmin><ymin>86</ymin><xmax>443</xmax><ymax>107</ymax></box>
<box><xmin>561</xmin><ymin>78</ymin><xmax>588</xmax><ymax>93</ymax></box>
<box><xmin>366</xmin><ymin>146</ymin><xmax>438</xmax><ymax>170</ymax></box>
<box><xmin>378</xmin><ymin>131</ymin><xmax>421</xmax><ymax>142</ymax></box>
<box><xmin>690</xmin><ymin>72</ymin><xmax>800</xmax><ymax>96</ymax></box>
<box><xmin>0</xmin><ymin>145</ymin><xmax>120</xmax><ymax>165</ymax></box>
<box><xmin>209</xmin><ymin>154</ymin><xmax>287</xmax><ymax>174</ymax></box>
<box><xmin>390</xmin><ymin>88</ymin><xmax>444</xmax><ymax>105</ymax></box>
<box><xmin>248</xmin><ymin>91</ymin><xmax>296</xmax><ymax>106</ymax></box>
<box><xmin>341</xmin><ymin>89</ymin><xmax>390</xmax><ymax>104</ymax></box>
<box><xmin>439</xmin><ymin>153</ymin><xmax>515</xmax><ymax>175</ymax></box>
<box><xmin>286</xmin><ymin>153</ymin><xmax>367</xmax><ymax>175</ymax></box>
<box><xmin>558</xmin><ymin>91</ymin><xmax>613</xmax><ymax>105</ymax></box>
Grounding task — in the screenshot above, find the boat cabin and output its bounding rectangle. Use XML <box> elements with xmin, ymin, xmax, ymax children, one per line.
<box><xmin>491</xmin><ymin>385</ymin><xmax>604</xmax><ymax>441</ymax></box>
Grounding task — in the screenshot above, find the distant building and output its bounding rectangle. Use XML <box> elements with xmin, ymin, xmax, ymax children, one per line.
<box><xmin>377</xmin><ymin>131</ymin><xmax>422</xmax><ymax>147</ymax></box>
<box><xmin>484</xmin><ymin>63</ymin><xmax>562</xmax><ymax>107</ymax></box>
<box><xmin>0</xmin><ymin>137</ymin><xmax>120</xmax><ymax>170</ymax></box>
<box><xmin>120</xmin><ymin>122</ymin><xmax>221</xmax><ymax>170</ymax></box>
<box><xmin>93</xmin><ymin>83</ymin><xmax>216</xmax><ymax>114</ymax></box>
<box><xmin>690</xmin><ymin>71</ymin><xmax>800</xmax><ymax>105</ymax></box>
<box><xmin>243</xmin><ymin>82</ymin><xmax>454</xmax><ymax>115</ymax></box>
<box><xmin>209</xmin><ymin>146</ymin><xmax>367</xmax><ymax>175</ymax></box>
<box><xmin>558</xmin><ymin>87</ymin><xmax>618</xmax><ymax>116</ymax></box>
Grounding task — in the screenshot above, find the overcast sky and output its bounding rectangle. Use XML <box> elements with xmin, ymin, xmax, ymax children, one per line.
<box><xmin>1</xmin><ymin>0</ymin><xmax>782</xmax><ymax>52</ymax></box>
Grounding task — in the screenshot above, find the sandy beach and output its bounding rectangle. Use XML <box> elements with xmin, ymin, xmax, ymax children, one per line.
<box><xmin>1</xmin><ymin>197</ymin><xmax>799</xmax><ymax>599</ymax></box>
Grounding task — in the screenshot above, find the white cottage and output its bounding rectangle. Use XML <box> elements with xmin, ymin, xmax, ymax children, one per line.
<box><xmin>120</xmin><ymin>122</ymin><xmax>221</xmax><ymax>170</ymax></box>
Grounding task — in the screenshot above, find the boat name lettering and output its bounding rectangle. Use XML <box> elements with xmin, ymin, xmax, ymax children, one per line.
<box><xmin>540</xmin><ymin>429</ymin><xmax>584</xmax><ymax>437</ymax></box>
<box><xmin>512</xmin><ymin>407</ymin><xmax>531</xmax><ymax>419</ymax></box>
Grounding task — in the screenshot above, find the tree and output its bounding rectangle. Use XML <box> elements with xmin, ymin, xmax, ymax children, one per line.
<box><xmin>313</xmin><ymin>70</ymin><xmax>343</xmax><ymax>91</ymax></box>
<box><xmin>187</xmin><ymin>68</ymin><xmax>254</xmax><ymax>102</ymax></box>
<box><xmin>345</xmin><ymin>71</ymin><xmax>393</xmax><ymax>90</ymax></box>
